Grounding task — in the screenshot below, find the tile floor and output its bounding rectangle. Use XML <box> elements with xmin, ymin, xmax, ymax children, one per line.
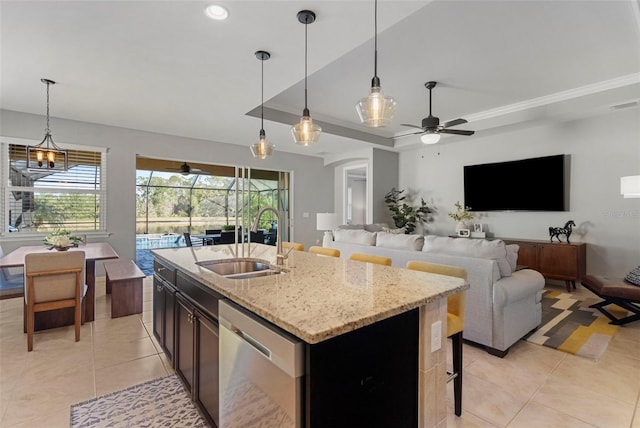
<box><xmin>0</xmin><ymin>278</ymin><xmax>639</xmax><ymax>428</ymax></box>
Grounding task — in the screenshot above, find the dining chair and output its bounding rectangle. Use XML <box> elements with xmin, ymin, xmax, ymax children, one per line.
<box><xmin>205</xmin><ymin>229</ymin><xmax>222</xmax><ymax>245</ymax></box>
<box><xmin>282</xmin><ymin>242</ymin><xmax>304</xmax><ymax>251</ymax></box>
<box><xmin>308</xmin><ymin>246</ymin><xmax>340</xmax><ymax>258</ymax></box>
<box><xmin>349</xmin><ymin>252</ymin><xmax>392</xmax><ymax>266</ymax></box>
<box><xmin>25</xmin><ymin>251</ymin><xmax>87</xmax><ymax>351</ymax></box>
<box><xmin>219</xmin><ymin>231</ymin><xmax>236</xmax><ymax>244</ymax></box>
<box><xmin>406</xmin><ymin>260</ymin><xmax>467</xmax><ymax>416</ymax></box>
<box><xmin>183</xmin><ymin>232</ymin><xmax>193</xmax><ymax>247</ymax></box>
<box><xmin>0</xmin><ymin>244</ymin><xmax>24</xmax><ymax>287</ymax></box>
<box><xmin>249</xmin><ymin>230</ymin><xmax>264</xmax><ymax>244</ymax></box>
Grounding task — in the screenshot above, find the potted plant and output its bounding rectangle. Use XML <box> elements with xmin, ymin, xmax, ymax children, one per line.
<box><xmin>448</xmin><ymin>201</ymin><xmax>474</xmax><ymax>232</ymax></box>
<box><xmin>222</xmin><ymin>224</ymin><xmax>236</xmax><ymax>231</ymax></box>
<box><xmin>384</xmin><ymin>188</ymin><xmax>433</xmax><ymax>234</ymax></box>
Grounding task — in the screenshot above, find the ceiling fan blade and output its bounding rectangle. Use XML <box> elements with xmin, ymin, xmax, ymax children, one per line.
<box><xmin>394</xmin><ymin>130</ymin><xmax>425</xmax><ymax>139</ymax></box>
<box><xmin>439</xmin><ymin>129</ymin><xmax>475</xmax><ymax>136</ymax></box>
<box><xmin>440</xmin><ymin>118</ymin><xmax>467</xmax><ymax>128</ymax></box>
<box><xmin>400</xmin><ymin>123</ymin><xmax>425</xmax><ymax>130</ymax></box>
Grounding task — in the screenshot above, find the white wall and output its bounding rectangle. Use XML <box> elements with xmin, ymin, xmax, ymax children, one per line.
<box><xmin>399</xmin><ymin>108</ymin><xmax>640</xmax><ymax>277</ymax></box>
<box><xmin>1</xmin><ymin>109</ymin><xmax>334</xmax><ymax>261</ymax></box>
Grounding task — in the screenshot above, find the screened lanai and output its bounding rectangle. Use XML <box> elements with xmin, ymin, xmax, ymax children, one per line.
<box><xmin>135</xmin><ymin>157</ymin><xmax>289</xmax><ymax>248</ymax></box>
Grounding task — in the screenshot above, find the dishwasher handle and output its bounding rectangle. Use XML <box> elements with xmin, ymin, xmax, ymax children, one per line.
<box><xmin>230</xmin><ymin>325</ymin><xmax>272</xmax><ymax>360</ymax></box>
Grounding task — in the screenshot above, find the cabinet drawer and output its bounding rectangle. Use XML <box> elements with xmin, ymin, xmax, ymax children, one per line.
<box><xmin>154</xmin><ymin>259</ymin><xmax>176</xmax><ymax>285</ymax></box>
<box><xmin>176</xmin><ymin>271</ymin><xmax>224</xmax><ymax>319</ymax></box>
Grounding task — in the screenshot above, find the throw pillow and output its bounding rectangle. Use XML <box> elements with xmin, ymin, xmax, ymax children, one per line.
<box><xmin>506</xmin><ymin>244</ymin><xmax>519</xmax><ymax>272</ymax></box>
<box><xmin>382</xmin><ymin>226</ymin><xmax>406</xmax><ymax>234</ymax></box>
<box><xmin>625</xmin><ymin>266</ymin><xmax>640</xmax><ymax>286</ymax></box>
<box><xmin>334</xmin><ymin>228</ymin><xmax>377</xmax><ymax>246</ymax></box>
<box><xmin>422</xmin><ymin>235</ymin><xmax>512</xmax><ymax>277</ymax></box>
<box><xmin>364</xmin><ymin>223</ymin><xmax>389</xmax><ymax>233</ymax></box>
<box><xmin>376</xmin><ymin>232</ymin><xmax>424</xmax><ymax>251</ymax></box>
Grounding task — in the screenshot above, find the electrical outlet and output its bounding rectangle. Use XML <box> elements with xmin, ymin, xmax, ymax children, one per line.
<box><xmin>431</xmin><ymin>320</ymin><xmax>442</xmax><ymax>353</ymax></box>
<box><xmin>303</xmin><ymin>212</ymin><xmax>309</xmax><ymax>218</ymax></box>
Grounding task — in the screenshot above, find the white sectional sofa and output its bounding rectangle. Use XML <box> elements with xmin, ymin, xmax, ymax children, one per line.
<box><xmin>329</xmin><ymin>227</ymin><xmax>545</xmax><ymax>356</ymax></box>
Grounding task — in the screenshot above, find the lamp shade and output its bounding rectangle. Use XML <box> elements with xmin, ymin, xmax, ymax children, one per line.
<box><xmin>621</xmin><ymin>175</ymin><xmax>640</xmax><ymax>198</ymax></box>
<box><xmin>317</xmin><ymin>213</ymin><xmax>338</xmax><ymax>231</ymax></box>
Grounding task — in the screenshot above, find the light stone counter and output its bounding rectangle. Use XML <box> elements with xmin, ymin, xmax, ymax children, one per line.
<box><xmin>152</xmin><ymin>243</ymin><xmax>467</xmax><ymax>344</ymax></box>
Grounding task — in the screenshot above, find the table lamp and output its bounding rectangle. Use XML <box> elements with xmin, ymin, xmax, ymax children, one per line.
<box><xmin>317</xmin><ymin>213</ymin><xmax>338</xmax><ymax>247</ymax></box>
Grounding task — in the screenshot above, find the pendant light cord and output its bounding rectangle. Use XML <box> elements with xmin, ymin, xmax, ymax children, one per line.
<box><xmin>374</xmin><ymin>0</ymin><xmax>378</xmax><ymax>80</ymax></box>
<box><xmin>260</xmin><ymin>56</ymin><xmax>264</xmax><ymax>132</ymax></box>
<box><xmin>45</xmin><ymin>81</ymin><xmax>51</xmax><ymax>134</ymax></box>
<box><xmin>304</xmin><ymin>19</ymin><xmax>309</xmax><ymax>113</ymax></box>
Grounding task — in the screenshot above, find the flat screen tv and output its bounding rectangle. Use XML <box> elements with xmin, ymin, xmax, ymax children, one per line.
<box><xmin>464</xmin><ymin>154</ymin><xmax>568</xmax><ymax>211</ymax></box>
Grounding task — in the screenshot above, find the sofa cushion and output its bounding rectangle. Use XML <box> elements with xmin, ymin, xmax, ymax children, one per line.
<box><xmin>334</xmin><ymin>229</ymin><xmax>376</xmax><ymax>246</ymax></box>
<box><xmin>506</xmin><ymin>244</ymin><xmax>519</xmax><ymax>272</ymax></box>
<box><xmin>422</xmin><ymin>236</ymin><xmax>512</xmax><ymax>277</ymax></box>
<box><xmin>376</xmin><ymin>231</ymin><xmax>424</xmax><ymax>251</ymax></box>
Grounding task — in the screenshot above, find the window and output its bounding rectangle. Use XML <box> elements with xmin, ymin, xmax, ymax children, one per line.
<box><xmin>2</xmin><ymin>141</ymin><xmax>106</xmax><ymax>235</ymax></box>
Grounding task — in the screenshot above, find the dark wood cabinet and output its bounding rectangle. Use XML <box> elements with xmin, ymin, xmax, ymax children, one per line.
<box><xmin>503</xmin><ymin>238</ymin><xmax>586</xmax><ymax>291</ymax></box>
<box><xmin>152</xmin><ymin>260</ymin><xmax>176</xmax><ymax>361</ymax></box>
<box><xmin>195</xmin><ymin>309</ymin><xmax>219</xmax><ymax>426</ymax></box>
<box><xmin>174</xmin><ymin>293</ymin><xmax>220</xmax><ymax>427</ymax></box>
<box><xmin>175</xmin><ymin>293</ymin><xmax>195</xmax><ymax>394</ymax></box>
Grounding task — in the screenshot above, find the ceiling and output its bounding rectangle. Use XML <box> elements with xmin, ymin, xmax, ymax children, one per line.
<box><xmin>1</xmin><ymin>1</ymin><xmax>639</xmax><ymax>160</ymax></box>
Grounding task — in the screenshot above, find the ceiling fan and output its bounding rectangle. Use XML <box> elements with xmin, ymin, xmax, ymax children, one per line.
<box><xmin>398</xmin><ymin>81</ymin><xmax>475</xmax><ymax>144</ymax></box>
<box><xmin>170</xmin><ymin>162</ymin><xmax>207</xmax><ymax>175</ymax></box>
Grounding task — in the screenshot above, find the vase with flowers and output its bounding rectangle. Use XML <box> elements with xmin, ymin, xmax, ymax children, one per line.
<box><xmin>43</xmin><ymin>230</ymin><xmax>84</xmax><ymax>251</ymax></box>
<box><xmin>448</xmin><ymin>201</ymin><xmax>474</xmax><ymax>233</ymax></box>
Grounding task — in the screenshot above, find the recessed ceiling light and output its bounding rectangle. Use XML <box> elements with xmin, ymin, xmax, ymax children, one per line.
<box><xmin>205</xmin><ymin>5</ymin><xmax>229</xmax><ymax>21</ymax></box>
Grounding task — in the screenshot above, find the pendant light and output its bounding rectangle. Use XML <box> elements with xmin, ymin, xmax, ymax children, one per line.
<box><xmin>291</xmin><ymin>10</ymin><xmax>321</xmax><ymax>146</ymax></box>
<box><xmin>250</xmin><ymin>50</ymin><xmax>275</xmax><ymax>159</ymax></box>
<box><xmin>355</xmin><ymin>0</ymin><xmax>397</xmax><ymax>127</ymax></box>
<box><xmin>26</xmin><ymin>79</ymin><xmax>68</xmax><ymax>172</ymax></box>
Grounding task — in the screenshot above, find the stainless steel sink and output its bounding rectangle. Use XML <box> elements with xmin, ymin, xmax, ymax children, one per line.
<box><xmin>196</xmin><ymin>258</ymin><xmax>285</xmax><ymax>279</ymax></box>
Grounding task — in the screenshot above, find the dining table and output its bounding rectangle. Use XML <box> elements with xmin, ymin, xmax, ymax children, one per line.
<box><xmin>0</xmin><ymin>242</ymin><xmax>119</xmax><ymax>330</ymax></box>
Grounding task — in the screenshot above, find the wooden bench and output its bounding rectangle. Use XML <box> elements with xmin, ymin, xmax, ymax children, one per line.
<box><xmin>104</xmin><ymin>259</ymin><xmax>146</xmax><ymax>318</ymax></box>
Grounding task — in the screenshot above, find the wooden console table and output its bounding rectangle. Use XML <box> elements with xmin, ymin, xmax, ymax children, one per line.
<box><xmin>502</xmin><ymin>238</ymin><xmax>586</xmax><ymax>292</ymax></box>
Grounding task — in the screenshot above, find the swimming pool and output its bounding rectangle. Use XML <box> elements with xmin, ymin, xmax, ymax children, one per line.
<box><xmin>136</xmin><ymin>234</ymin><xmax>184</xmax><ymax>250</ymax></box>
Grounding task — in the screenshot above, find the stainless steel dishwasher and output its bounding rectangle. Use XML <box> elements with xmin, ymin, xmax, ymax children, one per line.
<box><xmin>219</xmin><ymin>300</ymin><xmax>305</xmax><ymax>428</ymax></box>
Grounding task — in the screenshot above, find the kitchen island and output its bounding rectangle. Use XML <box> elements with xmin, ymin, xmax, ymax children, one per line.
<box><xmin>152</xmin><ymin>243</ymin><xmax>467</xmax><ymax>428</ymax></box>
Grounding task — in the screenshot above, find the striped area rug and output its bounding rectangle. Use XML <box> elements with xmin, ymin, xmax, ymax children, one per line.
<box><xmin>70</xmin><ymin>375</ymin><xmax>208</xmax><ymax>427</ymax></box>
<box><xmin>526</xmin><ymin>290</ymin><xmax>626</xmax><ymax>361</ymax></box>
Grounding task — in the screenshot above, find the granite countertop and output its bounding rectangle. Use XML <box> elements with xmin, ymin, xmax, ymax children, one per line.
<box><xmin>152</xmin><ymin>244</ymin><xmax>468</xmax><ymax>344</ymax></box>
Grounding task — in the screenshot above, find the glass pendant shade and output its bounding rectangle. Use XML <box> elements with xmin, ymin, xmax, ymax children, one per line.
<box><xmin>356</xmin><ymin>85</ymin><xmax>397</xmax><ymax>127</ymax></box>
<box><xmin>421</xmin><ymin>132</ymin><xmax>441</xmax><ymax>144</ymax></box>
<box><xmin>250</xmin><ymin>133</ymin><xmax>274</xmax><ymax>159</ymax></box>
<box><xmin>291</xmin><ymin>111</ymin><xmax>321</xmax><ymax>146</ymax></box>
<box><xmin>250</xmin><ymin>50</ymin><xmax>274</xmax><ymax>159</ymax></box>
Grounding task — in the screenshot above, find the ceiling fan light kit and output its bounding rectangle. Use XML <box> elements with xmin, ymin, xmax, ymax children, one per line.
<box><xmin>420</xmin><ymin>132</ymin><xmax>441</xmax><ymax>145</ymax></box>
<box><xmin>356</xmin><ymin>0</ymin><xmax>396</xmax><ymax>128</ymax></box>
<box><xmin>251</xmin><ymin>50</ymin><xmax>275</xmax><ymax>159</ymax></box>
<box><xmin>291</xmin><ymin>10</ymin><xmax>321</xmax><ymax>146</ymax></box>
<box><xmin>26</xmin><ymin>78</ymin><xmax>68</xmax><ymax>172</ymax></box>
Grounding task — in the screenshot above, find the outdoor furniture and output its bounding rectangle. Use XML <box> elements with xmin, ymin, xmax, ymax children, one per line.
<box><xmin>204</xmin><ymin>229</ymin><xmax>222</xmax><ymax>245</ymax></box>
<box><xmin>581</xmin><ymin>275</ymin><xmax>640</xmax><ymax>325</ymax></box>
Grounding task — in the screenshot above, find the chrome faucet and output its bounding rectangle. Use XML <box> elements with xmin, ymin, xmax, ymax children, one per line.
<box><xmin>252</xmin><ymin>207</ymin><xmax>286</xmax><ymax>265</ymax></box>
